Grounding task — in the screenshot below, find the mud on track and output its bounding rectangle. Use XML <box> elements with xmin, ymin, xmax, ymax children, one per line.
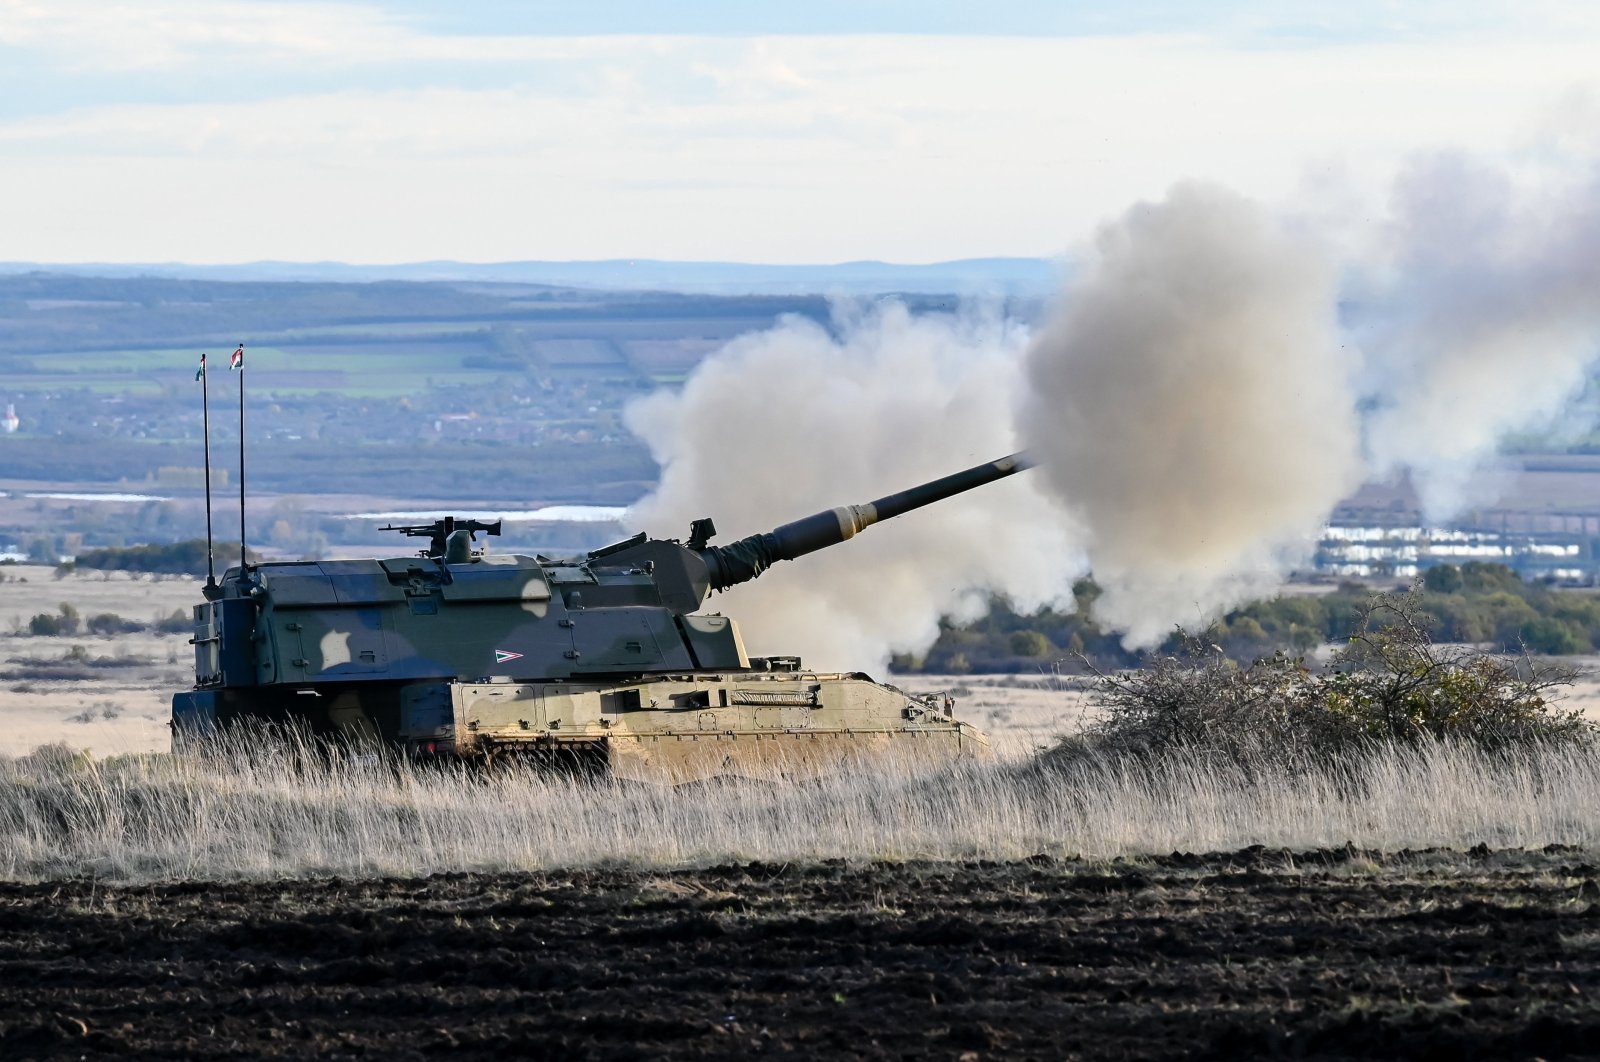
<box><xmin>3</xmin><ymin>847</ymin><xmax>1600</xmax><ymax>1060</ymax></box>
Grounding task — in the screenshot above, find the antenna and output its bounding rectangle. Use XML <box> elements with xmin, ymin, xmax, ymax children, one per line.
<box><xmin>232</xmin><ymin>343</ymin><xmax>246</xmax><ymax>570</ymax></box>
<box><xmin>198</xmin><ymin>352</ymin><xmax>217</xmax><ymax>595</ymax></box>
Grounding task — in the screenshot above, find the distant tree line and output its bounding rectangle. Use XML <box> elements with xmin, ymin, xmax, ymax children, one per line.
<box><xmin>67</xmin><ymin>540</ymin><xmax>257</xmax><ymax>575</ymax></box>
<box><xmin>0</xmin><ymin>273</ymin><xmax>842</xmax><ymax>357</ymax></box>
<box><xmin>893</xmin><ymin>563</ymin><xmax>1600</xmax><ymax>674</ymax></box>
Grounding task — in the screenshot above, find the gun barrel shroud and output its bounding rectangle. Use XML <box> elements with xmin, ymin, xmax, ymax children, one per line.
<box><xmin>701</xmin><ymin>452</ymin><xmax>1034</xmax><ymax>591</ymax></box>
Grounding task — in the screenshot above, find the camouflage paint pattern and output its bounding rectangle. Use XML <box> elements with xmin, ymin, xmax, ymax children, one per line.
<box><xmin>174</xmin><ymin>453</ymin><xmax>1029</xmax><ymax>781</ymax></box>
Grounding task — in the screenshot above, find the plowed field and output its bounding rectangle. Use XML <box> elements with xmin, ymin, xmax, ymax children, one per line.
<box><xmin>4</xmin><ymin>847</ymin><xmax>1600</xmax><ymax>1060</ymax></box>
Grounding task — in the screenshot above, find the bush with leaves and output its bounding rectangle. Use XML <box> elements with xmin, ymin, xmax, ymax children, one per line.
<box><xmin>26</xmin><ymin>604</ymin><xmax>81</xmax><ymax>636</ymax></box>
<box><xmin>26</xmin><ymin>612</ymin><xmax>65</xmax><ymax>636</ymax></box>
<box><xmin>1322</xmin><ymin>591</ymin><xmax>1588</xmax><ymax>748</ymax></box>
<box><xmin>86</xmin><ymin>612</ymin><xmax>144</xmax><ymax>635</ymax></box>
<box><xmin>1067</xmin><ymin>587</ymin><xmax>1593</xmax><ymax>768</ymax></box>
<box><xmin>1008</xmin><ymin>630</ymin><xmax>1052</xmax><ymax>657</ymax></box>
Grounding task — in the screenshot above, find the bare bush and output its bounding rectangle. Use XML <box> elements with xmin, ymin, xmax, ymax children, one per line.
<box><xmin>1067</xmin><ymin>587</ymin><xmax>1592</xmax><ymax>768</ymax></box>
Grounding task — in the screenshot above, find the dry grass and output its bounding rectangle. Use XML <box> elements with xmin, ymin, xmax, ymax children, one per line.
<box><xmin>5</xmin><ymin>565</ymin><xmax>1600</xmax><ymax>883</ymax></box>
<box><xmin>2</xmin><ymin>730</ymin><xmax>1598</xmax><ymax>883</ymax></box>
<box><xmin>0</xmin><ymin>565</ymin><xmax>199</xmax><ymax>632</ymax></box>
<box><xmin>0</xmin><ymin>565</ymin><xmax>195</xmax><ymax>756</ymax></box>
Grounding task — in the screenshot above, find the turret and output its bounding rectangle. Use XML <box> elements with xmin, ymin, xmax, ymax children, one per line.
<box><xmin>180</xmin><ymin>452</ymin><xmax>1035</xmax><ymax>696</ymax></box>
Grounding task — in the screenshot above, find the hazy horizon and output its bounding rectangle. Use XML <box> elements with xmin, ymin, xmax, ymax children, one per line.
<box><xmin>0</xmin><ymin>256</ymin><xmax>1067</xmax><ymax>296</ymax></box>
<box><xmin>4</xmin><ymin>3</ymin><xmax>1599</xmax><ymax>264</ymax></box>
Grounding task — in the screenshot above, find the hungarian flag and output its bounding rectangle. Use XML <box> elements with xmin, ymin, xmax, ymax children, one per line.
<box><xmin>230</xmin><ymin>344</ymin><xmax>244</xmax><ymax>370</ymax></box>
<box><xmin>195</xmin><ymin>353</ymin><xmax>207</xmax><ymax>381</ymax></box>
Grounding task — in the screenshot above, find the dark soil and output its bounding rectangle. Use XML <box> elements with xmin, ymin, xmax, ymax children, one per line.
<box><xmin>3</xmin><ymin>846</ymin><xmax>1600</xmax><ymax>1060</ymax></box>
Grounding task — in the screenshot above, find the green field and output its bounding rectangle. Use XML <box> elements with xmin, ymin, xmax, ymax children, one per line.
<box><xmin>9</xmin><ymin>342</ymin><xmax>531</xmax><ymax>397</ymax></box>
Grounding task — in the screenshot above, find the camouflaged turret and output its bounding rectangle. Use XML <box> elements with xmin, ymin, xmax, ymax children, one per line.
<box><xmin>173</xmin><ymin>454</ymin><xmax>1030</xmax><ymax>781</ymax></box>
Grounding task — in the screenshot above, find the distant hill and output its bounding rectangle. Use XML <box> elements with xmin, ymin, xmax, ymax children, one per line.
<box><xmin>0</xmin><ymin>273</ymin><xmax>1055</xmax><ymax>518</ymax></box>
<box><xmin>0</xmin><ymin>257</ymin><xmax>1066</xmax><ymax>297</ymax></box>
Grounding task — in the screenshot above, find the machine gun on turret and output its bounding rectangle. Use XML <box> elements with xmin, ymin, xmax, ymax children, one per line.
<box><xmin>381</xmin><ymin>517</ymin><xmax>503</xmax><ymax>562</ymax></box>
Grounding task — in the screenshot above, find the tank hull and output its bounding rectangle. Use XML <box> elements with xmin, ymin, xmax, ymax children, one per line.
<box><xmin>173</xmin><ymin>671</ymin><xmax>988</xmax><ymax>783</ymax></box>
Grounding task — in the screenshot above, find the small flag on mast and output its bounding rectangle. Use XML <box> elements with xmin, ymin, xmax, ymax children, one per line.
<box><xmin>229</xmin><ymin>344</ymin><xmax>244</xmax><ymax>369</ymax></box>
<box><xmin>195</xmin><ymin>353</ymin><xmax>207</xmax><ymax>381</ymax></box>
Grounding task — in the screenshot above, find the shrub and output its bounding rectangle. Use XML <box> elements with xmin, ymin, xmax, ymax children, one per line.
<box><xmin>1324</xmin><ymin>594</ymin><xmax>1586</xmax><ymax>747</ymax></box>
<box><xmin>87</xmin><ymin>613</ymin><xmax>145</xmax><ymax>635</ymax></box>
<box><xmin>27</xmin><ymin>604</ymin><xmax>82</xmax><ymax>636</ymax></box>
<box><xmin>1458</xmin><ymin>562</ymin><xmax>1526</xmax><ymax>594</ymax></box>
<box><xmin>1008</xmin><ymin>631</ymin><xmax>1052</xmax><ymax>658</ymax></box>
<box><xmin>1068</xmin><ymin>587</ymin><xmax>1592</xmax><ymax>768</ymax></box>
<box><xmin>1423</xmin><ymin>564</ymin><xmax>1465</xmax><ymax>594</ymax></box>
<box><xmin>1222</xmin><ymin>615</ymin><xmax>1271</xmax><ymax>659</ymax></box>
<box><xmin>1519</xmin><ymin>617</ymin><xmax>1590</xmax><ymax>656</ymax></box>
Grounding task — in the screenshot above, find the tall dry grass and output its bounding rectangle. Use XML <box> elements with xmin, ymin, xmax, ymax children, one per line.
<box><xmin>2</xmin><ymin>728</ymin><xmax>1598</xmax><ymax>882</ymax></box>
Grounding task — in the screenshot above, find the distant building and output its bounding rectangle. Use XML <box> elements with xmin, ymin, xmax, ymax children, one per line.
<box><xmin>1317</xmin><ymin>522</ymin><xmax>1590</xmax><ymax>582</ymax></box>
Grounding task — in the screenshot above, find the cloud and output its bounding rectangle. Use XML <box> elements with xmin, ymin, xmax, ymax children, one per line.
<box><xmin>2</xmin><ymin>21</ymin><xmax>1600</xmax><ymax>262</ymax></box>
<box><xmin>0</xmin><ymin>1</ymin><xmax>414</xmax><ymax>70</ymax></box>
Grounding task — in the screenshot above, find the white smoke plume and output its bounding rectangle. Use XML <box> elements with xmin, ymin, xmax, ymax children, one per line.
<box><xmin>1017</xmin><ymin>182</ymin><xmax>1365</xmax><ymax>645</ymax></box>
<box><xmin>624</xmin><ymin>302</ymin><xmax>1081</xmax><ymax>672</ymax></box>
<box><xmin>1358</xmin><ymin>150</ymin><xmax>1600</xmax><ymax>517</ymax></box>
<box><xmin>626</xmin><ymin>127</ymin><xmax>1600</xmax><ymax>660</ymax></box>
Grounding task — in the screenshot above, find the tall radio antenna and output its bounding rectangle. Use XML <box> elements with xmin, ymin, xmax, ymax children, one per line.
<box><xmin>231</xmin><ymin>343</ymin><xmax>246</xmax><ymax>570</ymax></box>
<box><xmin>197</xmin><ymin>352</ymin><xmax>217</xmax><ymax>595</ymax></box>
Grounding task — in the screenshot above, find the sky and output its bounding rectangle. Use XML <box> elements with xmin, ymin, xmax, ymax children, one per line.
<box><xmin>2</xmin><ymin>1</ymin><xmax>1598</xmax><ymax>265</ymax></box>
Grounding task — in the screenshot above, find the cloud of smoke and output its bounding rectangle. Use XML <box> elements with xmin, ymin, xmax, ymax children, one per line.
<box><xmin>627</xmin><ymin>126</ymin><xmax>1600</xmax><ymax>661</ymax></box>
<box><xmin>1357</xmin><ymin>150</ymin><xmax>1600</xmax><ymax>516</ymax></box>
<box><xmin>624</xmin><ymin>301</ymin><xmax>1081</xmax><ymax>672</ymax></box>
<box><xmin>1017</xmin><ymin>182</ymin><xmax>1365</xmax><ymax>645</ymax></box>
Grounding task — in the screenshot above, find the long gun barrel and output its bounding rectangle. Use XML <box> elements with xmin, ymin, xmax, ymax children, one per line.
<box><xmin>701</xmin><ymin>452</ymin><xmax>1033</xmax><ymax>591</ymax></box>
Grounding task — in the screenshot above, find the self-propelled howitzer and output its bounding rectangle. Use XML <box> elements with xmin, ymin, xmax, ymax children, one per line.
<box><xmin>172</xmin><ymin>453</ymin><xmax>1031</xmax><ymax>780</ymax></box>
